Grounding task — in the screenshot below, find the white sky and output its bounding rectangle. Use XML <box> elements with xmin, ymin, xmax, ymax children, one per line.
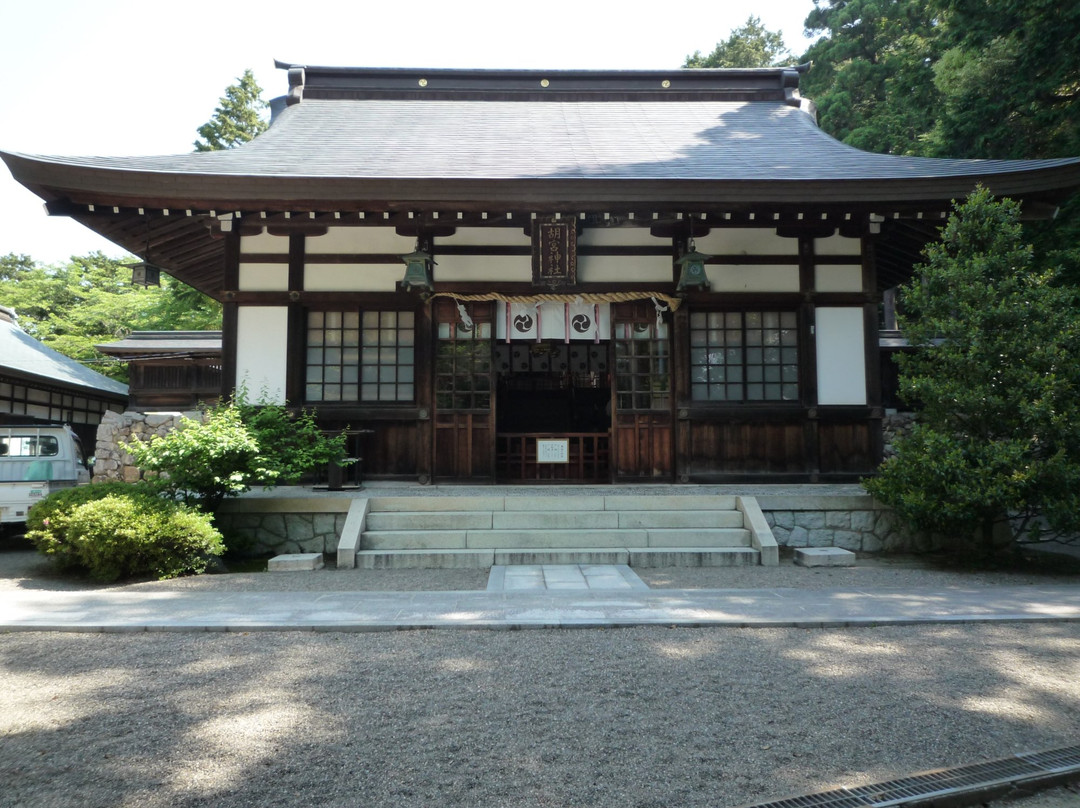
<box><xmin>0</xmin><ymin>0</ymin><xmax>818</xmax><ymax>263</ymax></box>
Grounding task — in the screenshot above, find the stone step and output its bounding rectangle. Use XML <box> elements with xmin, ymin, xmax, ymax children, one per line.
<box><xmin>354</xmin><ymin>546</ymin><xmax>761</xmax><ymax>569</ymax></box>
<box><xmin>356</xmin><ymin>548</ymin><xmax>494</xmax><ymax>570</ymax></box>
<box><xmin>617</xmin><ymin>511</ymin><xmax>745</xmax><ymax>529</ymax></box>
<box><xmin>366</xmin><ymin>511</ymin><xmax>493</xmax><ymax>531</ymax></box>
<box><xmin>628</xmin><ymin>547</ymin><xmax>761</xmax><ymax>567</ymax></box>
<box><xmin>645</xmin><ymin>528</ymin><xmax>751</xmax><ymax>547</ymax></box>
<box><xmin>464</xmin><ymin>529</ymin><xmax>649</xmax><ymax>549</ymax></box>
<box><xmin>362</xmin><ymin>527</ymin><xmax>752</xmax><ymax>551</ymax></box>
<box><xmin>362</xmin><ymin>530</ymin><xmax>468</xmax><ymax>550</ymax></box>
<box><xmin>490</xmin><ymin>511</ymin><xmax>620</xmax><ymax>530</ymax></box>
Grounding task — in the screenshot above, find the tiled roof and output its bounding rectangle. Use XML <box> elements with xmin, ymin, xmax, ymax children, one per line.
<box><xmin>0</xmin><ymin>318</ymin><xmax>128</xmax><ymax>397</ymax></box>
<box><xmin>18</xmin><ymin>98</ymin><xmax>1080</xmax><ymax>183</ymax></box>
<box><xmin>96</xmin><ymin>331</ymin><xmax>222</xmax><ymax>355</ymax></box>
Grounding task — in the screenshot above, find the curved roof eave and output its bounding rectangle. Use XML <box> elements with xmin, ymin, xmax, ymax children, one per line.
<box><xmin>6</xmin><ymin>150</ymin><xmax>1080</xmax><ymax>209</ymax></box>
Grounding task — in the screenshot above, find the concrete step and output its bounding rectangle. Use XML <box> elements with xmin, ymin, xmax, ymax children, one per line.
<box><xmin>628</xmin><ymin>547</ymin><xmax>761</xmax><ymax>567</ymax></box>
<box><xmin>490</xmin><ymin>511</ymin><xmax>620</xmax><ymax>530</ymax></box>
<box><xmin>366</xmin><ymin>511</ymin><xmax>493</xmax><ymax>531</ymax></box>
<box><xmin>362</xmin><ymin>530</ymin><xmax>468</xmax><ymax>550</ymax></box>
<box><xmin>465</xmin><ymin>529</ymin><xmax>649</xmax><ymax>549</ymax></box>
<box><xmin>645</xmin><ymin>528</ymin><xmax>751</xmax><ymax>548</ymax></box>
<box><xmin>356</xmin><ymin>548</ymin><xmax>494</xmax><ymax>569</ymax></box>
<box><xmin>617</xmin><ymin>510</ymin><xmax>745</xmax><ymax>529</ymax></box>
<box><xmin>353</xmin><ymin>546</ymin><xmax>761</xmax><ymax>569</ymax></box>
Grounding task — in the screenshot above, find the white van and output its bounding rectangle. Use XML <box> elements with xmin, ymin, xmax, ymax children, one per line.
<box><xmin>0</xmin><ymin>424</ymin><xmax>90</xmax><ymax>525</ymax></box>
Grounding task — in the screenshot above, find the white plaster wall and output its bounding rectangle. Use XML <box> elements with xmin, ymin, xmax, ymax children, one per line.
<box><xmin>815</xmin><ymin>234</ymin><xmax>862</xmax><ymax>256</ymax></box>
<box><xmin>236</xmin><ymin>307</ymin><xmax>289</xmax><ymax>404</ymax></box>
<box><xmin>239</xmin><ymin>263</ymin><xmax>289</xmax><ymax>291</ymax></box>
<box><xmin>307</xmin><ymin>227</ymin><xmax>414</xmax><ymax>254</ymax></box>
<box><xmin>434</xmin><ymin>255</ymin><xmax>532</xmax><ymax>282</ymax></box>
<box><xmin>815</xmin><ymin>307</ymin><xmax>867</xmax><ymax>405</ymax></box>
<box><xmin>304</xmin><ymin>264</ymin><xmax>402</xmax><ymax>292</ymax></box>
<box><xmin>815</xmin><ymin>265</ymin><xmax>863</xmax><ymax>293</ymax></box>
<box><xmin>577</xmin><ymin>228</ymin><xmax>662</xmax><ymax>247</ymax></box>
<box><xmin>711</xmin><ymin>266</ymin><xmax>800</xmax><ymax>293</ymax></box>
<box><xmin>695</xmin><ymin>228</ymin><xmax>798</xmax><ymax>256</ymax></box>
<box><xmin>579</xmin><ymin>256</ymin><xmax>671</xmax><ymax>283</ymax></box>
<box><xmin>439</xmin><ymin>228</ymin><xmax>530</xmax><ymax>247</ymax></box>
<box><xmin>240</xmin><ymin>231</ymin><xmax>289</xmax><ymax>254</ymax></box>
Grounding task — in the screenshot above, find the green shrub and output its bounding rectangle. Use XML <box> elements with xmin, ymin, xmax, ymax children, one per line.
<box><xmin>26</xmin><ymin>482</ymin><xmax>157</xmax><ymax>570</ymax></box>
<box><xmin>127</xmin><ymin>397</ymin><xmax>347</xmax><ymax>512</ymax></box>
<box><xmin>126</xmin><ymin>405</ymin><xmax>268</xmax><ymax>511</ymax></box>
<box><xmin>26</xmin><ymin>488</ymin><xmax>223</xmax><ymax>582</ymax></box>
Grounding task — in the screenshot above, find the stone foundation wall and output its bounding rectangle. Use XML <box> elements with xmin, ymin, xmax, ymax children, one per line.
<box><xmin>93</xmin><ymin>410</ymin><xmax>204</xmax><ymax>484</ymax></box>
<box><xmin>215</xmin><ymin>499</ymin><xmax>353</xmax><ymax>556</ymax></box>
<box><xmin>214</xmin><ymin>510</ymin><xmax>349</xmax><ymax>556</ymax></box>
<box><xmin>757</xmin><ymin>495</ymin><xmax>936</xmax><ymax>554</ymax></box>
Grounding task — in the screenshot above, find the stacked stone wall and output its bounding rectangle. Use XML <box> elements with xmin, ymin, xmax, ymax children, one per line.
<box><xmin>882</xmin><ymin>411</ymin><xmax>917</xmax><ymax>460</ymax></box>
<box><xmin>759</xmin><ymin>496</ymin><xmax>940</xmax><ymax>554</ymax></box>
<box><xmin>93</xmin><ymin>409</ymin><xmax>203</xmax><ymax>484</ymax></box>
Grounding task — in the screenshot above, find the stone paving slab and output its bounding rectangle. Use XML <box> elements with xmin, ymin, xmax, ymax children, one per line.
<box><xmin>1</xmin><ymin>585</ymin><xmax>1078</xmax><ymax>632</ymax></box>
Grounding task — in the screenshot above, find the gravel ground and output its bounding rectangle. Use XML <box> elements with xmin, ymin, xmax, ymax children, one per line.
<box><xmin>2</xmin><ymin>544</ymin><xmax>1079</xmax><ymax>808</ymax></box>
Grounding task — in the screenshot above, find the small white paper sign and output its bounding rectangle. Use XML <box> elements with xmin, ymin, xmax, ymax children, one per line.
<box><xmin>536</xmin><ymin>439</ymin><xmax>569</xmax><ymax>463</ymax></box>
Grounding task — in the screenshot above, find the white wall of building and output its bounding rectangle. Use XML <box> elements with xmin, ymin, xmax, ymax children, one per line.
<box><xmin>235</xmin><ymin>306</ymin><xmax>289</xmax><ymax>403</ymax></box>
<box><xmin>815</xmin><ymin>307</ymin><xmax>867</xmax><ymax>405</ymax></box>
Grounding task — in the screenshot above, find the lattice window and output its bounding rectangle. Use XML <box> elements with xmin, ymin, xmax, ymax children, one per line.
<box><xmin>435</xmin><ymin>319</ymin><xmax>492</xmax><ymax>410</ymax></box>
<box><xmin>690</xmin><ymin>311</ymin><xmax>798</xmax><ymax>402</ymax></box>
<box><xmin>305</xmin><ymin>310</ymin><xmax>415</xmax><ymax>403</ymax></box>
<box><xmin>614</xmin><ymin>320</ymin><xmax>670</xmax><ymax>411</ymax></box>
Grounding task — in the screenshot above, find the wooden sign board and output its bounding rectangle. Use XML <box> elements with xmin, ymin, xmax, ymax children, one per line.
<box><xmin>532</xmin><ymin>221</ymin><xmax>577</xmax><ymax>289</ymax></box>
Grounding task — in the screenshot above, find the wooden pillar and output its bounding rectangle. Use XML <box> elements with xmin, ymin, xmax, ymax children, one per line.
<box><xmin>220</xmin><ymin>231</ymin><xmax>241</xmax><ymax>398</ymax></box>
<box><xmin>284</xmin><ymin>233</ymin><xmax>306</xmax><ymax>405</ymax></box>
<box><xmin>415</xmin><ymin>299</ymin><xmax>434</xmax><ymax>484</ymax></box>
<box><xmin>798</xmin><ymin>235</ymin><xmax>820</xmax><ymax>480</ymax></box>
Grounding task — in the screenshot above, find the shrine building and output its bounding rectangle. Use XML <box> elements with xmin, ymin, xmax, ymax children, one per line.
<box><xmin>5</xmin><ymin>62</ymin><xmax>1080</xmax><ymax>485</ymax></box>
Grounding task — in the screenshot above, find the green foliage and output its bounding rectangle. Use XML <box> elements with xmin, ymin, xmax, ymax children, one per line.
<box><xmin>800</xmin><ymin>0</ymin><xmax>943</xmax><ymax>155</ymax></box>
<box><xmin>126</xmin><ymin>406</ymin><xmax>268</xmax><ymax>512</ymax></box>
<box><xmin>234</xmin><ymin>392</ymin><xmax>349</xmax><ymax>486</ymax></box>
<box><xmin>864</xmin><ymin>189</ymin><xmax>1080</xmax><ymax>550</ymax></box>
<box><xmin>127</xmin><ymin>397</ymin><xmax>347</xmax><ymax>512</ymax></box>
<box><xmin>25</xmin><ymin>482</ymin><xmax>148</xmax><ymax>569</ymax></box>
<box><xmin>685</xmin><ymin>15</ymin><xmax>796</xmax><ymax>68</ymax></box>
<box><xmin>26</xmin><ymin>486</ymin><xmax>223</xmax><ymax>582</ymax></box>
<box><xmin>194</xmin><ymin>69</ymin><xmax>269</xmax><ymax>152</ymax></box>
<box><xmin>0</xmin><ymin>252</ymin><xmax>220</xmax><ymax>382</ymax></box>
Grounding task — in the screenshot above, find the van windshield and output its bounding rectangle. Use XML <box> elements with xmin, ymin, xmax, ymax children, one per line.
<box><xmin>0</xmin><ymin>436</ymin><xmax>60</xmax><ymax>457</ymax></box>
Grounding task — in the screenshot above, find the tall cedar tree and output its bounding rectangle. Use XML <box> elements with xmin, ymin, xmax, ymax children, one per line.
<box><xmin>864</xmin><ymin>189</ymin><xmax>1080</xmax><ymax>551</ymax></box>
<box><xmin>194</xmin><ymin>69</ymin><xmax>268</xmax><ymax>152</ymax></box>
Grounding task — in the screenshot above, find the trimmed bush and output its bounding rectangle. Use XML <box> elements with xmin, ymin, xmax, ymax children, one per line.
<box><xmin>26</xmin><ymin>487</ymin><xmax>223</xmax><ymax>582</ymax></box>
<box><xmin>26</xmin><ymin>482</ymin><xmax>155</xmax><ymax>571</ymax></box>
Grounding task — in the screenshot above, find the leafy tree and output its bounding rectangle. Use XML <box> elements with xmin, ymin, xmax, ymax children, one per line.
<box><xmin>0</xmin><ymin>252</ymin><xmax>220</xmax><ymax>382</ymax></box>
<box><xmin>685</xmin><ymin>15</ymin><xmax>796</xmax><ymax>68</ymax></box>
<box><xmin>800</xmin><ymin>0</ymin><xmax>943</xmax><ymax>155</ymax></box>
<box><xmin>194</xmin><ymin>69</ymin><xmax>269</xmax><ymax>152</ymax></box>
<box><xmin>864</xmin><ymin>189</ymin><xmax>1080</xmax><ymax>552</ymax></box>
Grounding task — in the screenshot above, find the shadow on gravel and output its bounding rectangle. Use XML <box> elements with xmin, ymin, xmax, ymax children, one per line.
<box><xmin>2</xmin><ymin>622</ymin><xmax>1079</xmax><ymax>807</ymax></box>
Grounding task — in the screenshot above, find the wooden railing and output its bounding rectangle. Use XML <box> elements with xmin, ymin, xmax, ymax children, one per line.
<box><xmin>496</xmin><ymin>433</ymin><xmax>610</xmax><ymax>482</ymax></box>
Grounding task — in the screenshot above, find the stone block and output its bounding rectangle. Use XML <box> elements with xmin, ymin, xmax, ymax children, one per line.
<box><xmin>851</xmin><ymin>510</ymin><xmax>876</xmax><ymax>532</ymax></box>
<box><xmin>825</xmin><ymin>511</ymin><xmax>851</xmax><ymax>529</ymax></box>
<box><xmin>808</xmin><ymin>528</ymin><xmax>836</xmax><ymax>547</ymax></box>
<box><xmin>787</xmin><ymin>526</ymin><xmax>809</xmax><ymax>547</ymax></box>
<box><xmin>771</xmin><ymin>510</ymin><xmax>795</xmax><ymax>529</ymax></box>
<box><xmin>268</xmin><ymin>552</ymin><xmax>325</xmax><ymax>571</ymax></box>
<box><xmin>794</xmin><ymin>547</ymin><xmax>856</xmax><ymax>567</ymax></box>
<box><xmin>795</xmin><ymin>512</ymin><xmax>826</xmax><ymax>529</ymax></box>
<box><xmin>122</xmin><ymin>467</ymin><xmax>141</xmax><ymax>483</ymax></box>
<box><xmin>831</xmin><ymin>530</ymin><xmax>863</xmax><ymax>551</ymax></box>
